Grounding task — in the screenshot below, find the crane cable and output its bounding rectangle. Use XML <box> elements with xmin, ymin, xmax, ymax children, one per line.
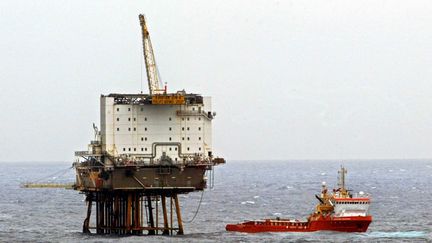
<box><xmin>31</xmin><ymin>166</ymin><xmax>73</xmax><ymax>183</ymax></box>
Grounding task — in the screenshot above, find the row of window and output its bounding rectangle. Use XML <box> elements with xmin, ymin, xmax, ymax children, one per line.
<box><xmin>122</xmin><ymin>147</ymin><xmax>201</xmax><ymax>152</ymax></box>
<box><xmin>138</xmin><ymin>137</ymin><xmax>202</xmax><ymax>141</ymax></box>
<box><xmin>336</xmin><ymin>201</ymin><xmax>369</xmax><ymax>204</ymax></box>
<box><xmin>116</xmin><ymin>127</ymin><xmax>202</xmax><ymax>132</ymax></box>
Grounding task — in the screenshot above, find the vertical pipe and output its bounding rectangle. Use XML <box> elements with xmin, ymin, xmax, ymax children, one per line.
<box><xmin>127</xmin><ymin>193</ymin><xmax>132</xmax><ymax>233</ymax></box>
<box><xmin>170</xmin><ymin>196</ymin><xmax>173</xmax><ymax>235</ymax></box>
<box><xmin>155</xmin><ymin>196</ymin><xmax>159</xmax><ymax>235</ymax></box>
<box><xmin>147</xmin><ymin>196</ymin><xmax>155</xmax><ymax>235</ymax></box>
<box><xmin>173</xmin><ymin>194</ymin><xmax>184</xmax><ymax>235</ymax></box>
<box><xmin>161</xmin><ymin>195</ymin><xmax>169</xmax><ymax>235</ymax></box>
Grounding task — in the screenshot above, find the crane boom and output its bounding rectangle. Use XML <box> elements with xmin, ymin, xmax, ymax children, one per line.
<box><xmin>139</xmin><ymin>14</ymin><xmax>162</xmax><ymax>95</ymax></box>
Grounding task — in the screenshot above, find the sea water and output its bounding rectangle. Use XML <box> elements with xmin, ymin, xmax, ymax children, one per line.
<box><xmin>0</xmin><ymin>160</ymin><xmax>431</xmax><ymax>242</ymax></box>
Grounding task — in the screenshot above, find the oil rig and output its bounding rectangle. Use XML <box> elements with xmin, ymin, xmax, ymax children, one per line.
<box><xmin>73</xmin><ymin>14</ymin><xmax>224</xmax><ymax>235</ymax></box>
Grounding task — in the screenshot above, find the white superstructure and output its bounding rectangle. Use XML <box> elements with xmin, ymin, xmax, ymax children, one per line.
<box><xmin>100</xmin><ymin>94</ymin><xmax>215</xmax><ymax>165</ymax></box>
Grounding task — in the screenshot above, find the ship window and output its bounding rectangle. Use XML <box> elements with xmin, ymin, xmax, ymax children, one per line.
<box><xmin>141</xmin><ymin>148</ymin><xmax>144</xmax><ymax>151</ymax></box>
<box><xmin>117</xmin><ymin>118</ymin><xmax>119</xmax><ymax>121</ymax></box>
<box><xmin>198</xmin><ymin>127</ymin><xmax>201</xmax><ymax>131</ymax></box>
<box><xmin>169</xmin><ymin>127</ymin><xmax>172</xmax><ymax>131</ymax></box>
<box><xmin>145</xmin><ymin>127</ymin><xmax>147</xmax><ymax>131</ymax></box>
<box><xmin>128</xmin><ymin>148</ymin><xmax>131</xmax><ymax>151</ymax></box>
<box><xmin>187</xmin><ymin>118</ymin><xmax>190</xmax><ymax>121</ymax></box>
<box><xmin>128</xmin><ymin>127</ymin><xmax>131</xmax><ymax>131</ymax></box>
<box><xmin>145</xmin><ymin>148</ymin><xmax>148</xmax><ymax>151</ymax></box>
<box><xmin>175</xmin><ymin>147</ymin><xmax>177</xmax><ymax>151</ymax></box>
<box><xmin>133</xmin><ymin>127</ymin><xmax>136</xmax><ymax>131</ymax></box>
<box><xmin>145</xmin><ymin>137</ymin><xmax>147</xmax><ymax>141</ymax></box>
<box><xmin>187</xmin><ymin>137</ymin><xmax>190</xmax><ymax>140</ymax></box>
<box><xmin>141</xmin><ymin>137</ymin><xmax>144</xmax><ymax>141</ymax></box>
<box><xmin>123</xmin><ymin>148</ymin><xmax>126</xmax><ymax>151</ymax></box>
<box><xmin>134</xmin><ymin>148</ymin><xmax>136</xmax><ymax>151</ymax></box>
<box><xmin>187</xmin><ymin>127</ymin><xmax>190</xmax><ymax>131</ymax></box>
<box><xmin>117</xmin><ymin>128</ymin><xmax>120</xmax><ymax>131</ymax></box>
<box><xmin>128</xmin><ymin>118</ymin><xmax>131</xmax><ymax>121</ymax></box>
<box><xmin>169</xmin><ymin>137</ymin><xmax>172</xmax><ymax>141</ymax></box>
<box><xmin>182</xmin><ymin>137</ymin><xmax>185</xmax><ymax>141</ymax></box>
<box><xmin>199</xmin><ymin>137</ymin><xmax>201</xmax><ymax>140</ymax></box>
<box><xmin>187</xmin><ymin>147</ymin><xmax>190</xmax><ymax>151</ymax></box>
<box><xmin>199</xmin><ymin>147</ymin><xmax>201</xmax><ymax>151</ymax></box>
<box><xmin>117</xmin><ymin>108</ymin><xmax>119</xmax><ymax>112</ymax></box>
<box><xmin>169</xmin><ymin>148</ymin><xmax>172</xmax><ymax>151</ymax></box>
<box><xmin>182</xmin><ymin>127</ymin><xmax>185</xmax><ymax>131</ymax></box>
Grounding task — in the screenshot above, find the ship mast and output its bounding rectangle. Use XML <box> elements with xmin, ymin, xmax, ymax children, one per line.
<box><xmin>139</xmin><ymin>14</ymin><xmax>163</xmax><ymax>95</ymax></box>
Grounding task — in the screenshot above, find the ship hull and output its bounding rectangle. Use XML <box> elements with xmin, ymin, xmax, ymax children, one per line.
<box><xmin>226</xmin><ymin>216</ymin><xmax>372</xmax><ymax>233</ymax></box>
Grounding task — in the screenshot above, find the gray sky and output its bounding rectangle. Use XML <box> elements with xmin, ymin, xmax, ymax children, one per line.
<box><xmin>1</xmin><ymin>0</ymin><xmax>431</xmax><ymax>162</ymax></box>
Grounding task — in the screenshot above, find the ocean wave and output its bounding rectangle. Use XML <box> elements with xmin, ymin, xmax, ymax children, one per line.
<box><xmin>366</xmin><ymin>231</ymin><xmax>427</xmax><ymax>238</ymax></box>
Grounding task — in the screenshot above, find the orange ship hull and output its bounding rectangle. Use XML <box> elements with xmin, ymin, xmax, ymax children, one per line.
<box><xmin>226</xmin><ymin>215</ymin><xmax>372</xmax><ymax>233</ymax></box>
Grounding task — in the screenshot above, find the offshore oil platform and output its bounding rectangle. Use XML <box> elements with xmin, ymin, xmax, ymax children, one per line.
<box><xmin>73</xmin><ymin>14</ymin><xmax>224</xmax><ymax>235</ymax></box>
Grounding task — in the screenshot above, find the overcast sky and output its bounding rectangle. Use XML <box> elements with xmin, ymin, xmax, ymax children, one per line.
<box><xmin>1</xmin><ymin>0</ymin><xmax>431</xmax><ymax>162</ymax></box>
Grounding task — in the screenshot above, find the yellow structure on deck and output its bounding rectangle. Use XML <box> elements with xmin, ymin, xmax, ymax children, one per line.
<box><xmin>152</xmin><ymin>94</ymin><xmax>185</xmax><ymax>105</ymax></box>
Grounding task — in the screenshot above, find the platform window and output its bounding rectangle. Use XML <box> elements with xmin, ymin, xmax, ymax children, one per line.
<box><xmin>182</xmin><ymin>118</ymin><xmax>184</xmax><ymax>121</ymax></box>
<box><xmin>128</xmin><ymin>148</ymin><xmax>131</xmax><ymax>151</ymax></box>
<box><xmin>144</xmin><ymin>117</ymin><xmax>147</xmax><ymax>121</ymax></box>
<box><xmin>117</xmin><ymin>128</ymin><xmax>120</xmax><ymax>131</ymax></box>
<box><xmin>141</xmin><ymin>108</ymin><xmax>143</xmax><ymax>111</ymax></box>
<box><xmin>133</xmin><ymin>127</ymin><xmax>136</xmax><ymax>131</ymax></box>
<box><xmin>134</xmin><ymin>118</ymin><xmax>136</xmax><ymax>121</ymax></box>
<box><xmin>145</xmin><ymin>148</ymin><xmax>148</xmax><ymax>151</ymax></box>
<box><xmin>141</xmin><ymin>148</ymin><xmax>144</xmax><ymax>151</ymax></box>
<box><xmin>169</xmin><ymin>117</ymin><xmax>172</xmax><ymax>121</ymax></box>
<box><xmin>128</xmin><ymin>117</ymin><xmax>131</xmax><ymax>121</ymax></box>
<box><xmin>187</xmin><ymin>147</ymin><xmax>190</xmax><ymax>151</ymax></box>
<box><xmin>199</xmin><ymin>117</ymin><xmax>201</xmax><ymax>121</ymax></box>
<box><xmin>182</xmin><ymin>137</ymin><xmax>185</xmax><ymax>141</ymax></box>
<box><xmin>187</xmin><ymin>127</ymin><xmax>190</xmax><ymax>131</ymax></box>
<box><xmin>182</xmin><ymin>127</ymin><xmax>185</xmax><ymax>131</ymax></box>
<box><xmin>169</xmin><ymin>127</ymin><xmax>172</xmax><ymax>131</ymax></box>
<box><xmin>199</xmin><ymin>137</ymin><xmax>201</xmax><ymax>140</ymax></box>
<box><xmin>187</xmin><ymin>118</ymin><xmax>190</xmax><ymax>121</ymax></box>
<box><xmin>199</xmin><ymin>147</ymin><xmax>201</xmax><ymax>151</ymax></box>
<box><xmin>141</xmin><ymin>137</ymin><xmax>144</xmax><ymax>141</ymax></box>
<box><xmin>145</xmin><ymin>137</ymin><xmax>147</xmax><ymax>141</ymax></box>
<box><xmin>128</xmin><ymin>108</ymin><xmax>131</xmax><ymax>111</ymax></box>
<box><xmin>145</xmin><ymin>127</ymin><xmax>147</xmax><ymax>131</ymax></box>
<box><xmin>175</xmin><ymin>147</ymin><xmax>178</xmax><ymax>151</ymax></box>
<box><xmin>187</xmin><ymin>137</ymin><xmax>190</xmax><ymax>140</ymax></box>
<box><xmin>123</xmin><ymin>148</ymin><xmax>126</xmax><ymax>151</ymax></box>
<box><xmin>198</xmin><ymin>127</ymin><xmax>201</xmax><ymax>131</ymax></box>
<box><xmin>169</xmin><ymin>137</ymin><xmax>172</xmax><ymax>141</ymax></box>
<box><xmin>192</xmin><ymin>107</ymin><xmax>195</xmax><ymax>111</ymax></box>
<box><xmin>134</xmin><ymin>148</ymin><xmax>136</xmax><ymax>151</ymax></box>
<box><xmin>116</xmin><ymin>118</ymin><xmax>119</xmax><ymax>121</ymax></box>
<box><xmin>128</xmin><ymin>127</ymin><xmax>131</xmax><ymax>131</ymax></box>
<box><xmin>117</xmin><ymin>108</ymin><xmax>120</xmax><ymax>112</ymax></box>
<box><xmin>169</xmin><ymin>148</ymin><xmax>172</xmax><ymax>151</ymax></box>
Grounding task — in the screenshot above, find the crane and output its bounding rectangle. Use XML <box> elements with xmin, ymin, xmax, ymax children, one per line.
<box><xmin>139</xmin><ymin>14</ymin><xmax>163</xmax><ymax>95</ymax></box>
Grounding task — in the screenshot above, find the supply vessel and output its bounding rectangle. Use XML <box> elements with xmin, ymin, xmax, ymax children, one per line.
<box><xmin>226</xmin><ymin>167</ymin><xmax>372</xmax><ymax>233</ymax></box>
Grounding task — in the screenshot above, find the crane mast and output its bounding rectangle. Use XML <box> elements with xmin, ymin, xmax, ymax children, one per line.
<box><xmin>139</xmin><ymin>14</ymin><xmax>162</xmax><ymax>95</ymax></box>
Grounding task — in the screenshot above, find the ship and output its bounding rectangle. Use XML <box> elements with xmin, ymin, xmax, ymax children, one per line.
<box><xmin>226</xmin><ymin>167</ymin><xmax>372</xmax><ymax>233</ymax></box>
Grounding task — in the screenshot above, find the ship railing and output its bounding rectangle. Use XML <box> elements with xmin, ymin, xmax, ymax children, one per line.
<box><xmin>176</xmin><ymin>110</ymin><xmax>213</xmax><ymax>120</ymax></box>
